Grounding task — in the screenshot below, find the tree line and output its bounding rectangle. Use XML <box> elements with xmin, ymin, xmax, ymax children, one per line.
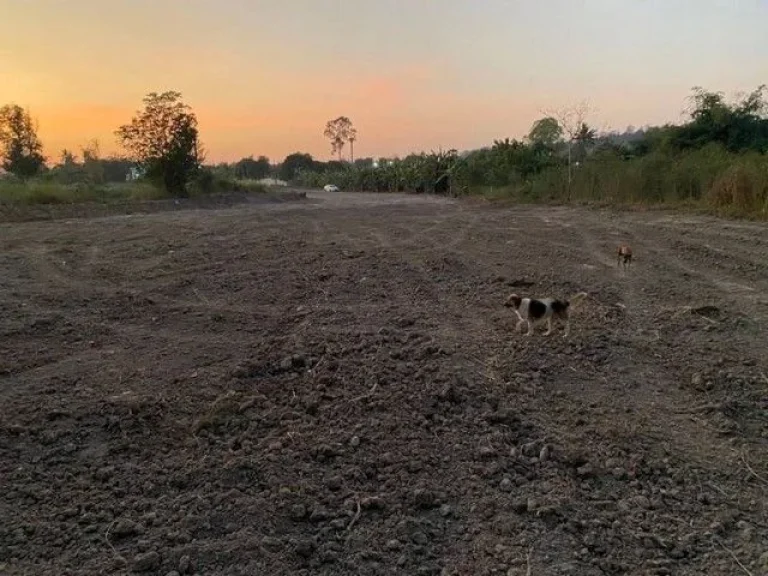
<box><xmin>2</xmin><ymin>85</ymin><xmax>767</xmax><ymax>212</ymax></box>
<box><xmin>292</xmin><ymin>85</ymin><xmax>768</xmax><ymax>214</ymax></box>
<box><xmin>0</xmin><ymin>92</ymin><xmax>360</xmax><ymax>197</ymax></box>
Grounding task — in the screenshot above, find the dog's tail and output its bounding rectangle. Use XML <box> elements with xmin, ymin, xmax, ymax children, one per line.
<box><xmin>568</xmin><ymin>291</ymin><xmax>589</xmax><ymax>309</ymax></box>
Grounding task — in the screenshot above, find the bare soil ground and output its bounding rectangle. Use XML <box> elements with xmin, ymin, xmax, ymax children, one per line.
<box><xmin>1</xmin><ymin>190</ymin><xmax>767</xmax><ymax>576</ymax></box>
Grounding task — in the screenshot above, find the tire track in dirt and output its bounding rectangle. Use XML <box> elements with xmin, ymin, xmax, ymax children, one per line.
<box><xmin>630</xmin><ymin>228</ymin><xmax>764</xmax><ymax>306</ymax></box>
<box><xmin>550</xmin><ymin>213</ymin><xmax>744</xmax><ymax>472</ymax></box>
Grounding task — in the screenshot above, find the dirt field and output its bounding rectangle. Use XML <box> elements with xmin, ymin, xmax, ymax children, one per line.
<box><xmin>1</xmin><ymin>190</ymin><xmax>767</xmax><ymax>576</ymax></box>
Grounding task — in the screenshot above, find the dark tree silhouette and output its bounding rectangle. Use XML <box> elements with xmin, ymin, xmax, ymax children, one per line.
<box><xmin>323</xmin><ymin>116</ymin><xmax>355</xmax><ymax>161</ymax></box>
<box><xmin>116</xmin><ymin>91</ymin><xmax>202</xmax><ymax>196</ymax></box>
<box><xmin>0</xmin><ymin>104</ymin><xmax>46</xmax><ymax>178</ymax></box>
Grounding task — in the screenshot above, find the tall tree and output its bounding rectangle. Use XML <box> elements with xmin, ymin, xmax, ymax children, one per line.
<box><xmin>115</xmin><ymin>91</ymin><xmax>202</xmax><ymax>196</ymax></box>
<box><xmin>547</xmin><ymin>101</ymin><xmax>593</xmax><ymax>199</ymax></box>
<box><xmin>573</xmin><ymin>122</ymin><xmax>597</xmax><ymax>162</ymax></box>
<box><xmin>81</xmin><ymin>139</ymin><xmax>105</xmax><ymax>184</ymax></box>
<box><xmin>279</xmin><ymin>152</ymin><xmax>316</xmax><ymax>182</ymax></box>
<box><xmin>673</xmin><ymin>85</ymin><xmax>768</xmax><ymax>153</ymax></box>
<box><xmin>527</xmin><ymin>117</ymin><xmax>563</xmax><ymax>149</ymax></box>
<box><xmin>323</xmin><ymin>116</ymin><xmax>355</xmax><ymax>161</ymax></box>
<box><xmin>234</xmin><ymin>155</ymin><xmax>270</xmax><ymax>180</ymax></box>
<box><xmin>59</xmin><ymin>149</ymin><xmax>77</xmax><ymax>167</ymax></box>
<box><xmin>0</xmin><ymin>104</ymin><xmax>46</xmax><ymax>178</ymax></box>
<box><xmin>348</xmin><ymin>126</ymin><xmax>358</xmax><ymax>163</ymax></box>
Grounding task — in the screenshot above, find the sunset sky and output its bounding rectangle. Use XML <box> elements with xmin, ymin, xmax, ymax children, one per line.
<box><xmin>2</xmin><ymin>0</ymin><xmax>767</xmax><ymax>164</ymax></box>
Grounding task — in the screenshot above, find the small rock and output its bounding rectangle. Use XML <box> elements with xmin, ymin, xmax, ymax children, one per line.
<box><xmin>632</xmin><ymin>495</ymin><xmax>651</xmax><ymax>509</ymax></box>
<box><xmin>361</xmin><ymin>496</ymin><xmax>385</xmax><ymax>510</ymax></box>
<box><xmin>526</xmin><ymin>498</ymin><xmax>538</xmax><ymax>513</ymax></box>
<box><xmin>413</xmin><ymin>489</ymin><xmax>438</xmax><ymax>509</ymax></box>
<box><xmin>178</xmin><ymin>554</ymin><xmax>192</xmax><ymax>574</ymax></box>
<box><xmin>512</xmin><ymin>499</ymin><xmax>527</xmax><ymax>513</ymax></box>
<box><xmin>326</xmin><ymin>475</ymin><xmax>343</xmax><ymax>491</ymax></box>
<box><xmin>478</xmin><ymin>446</ymin><xmax>496</xmax><ymax>459</ymax></box>
<box><xmin>576</xmin><ymin>463</ymin><xmax>595</xmax><ymax>478</ymax></box>
<box><xmin>499</xmin><ymin>477</ymin><xmax>513</xmax><ymax>492</ymax></box>
<box><xmin>262</xmin><ymin>536</ymin><xmax>282</xmax><ymax>551</ymax></box>
<box><xmin>386</xmin><ymin>539</ymin><xmax>402</xmax><ymax>550</ymax></box>
<box><xmin>739</xmin><ymin>523</ymin><xmax>754</xmax><ymax>541</ymax></box>
<box><xmin>62</xmin><ymin>507</ymin><xmax>79</xmax><ymax>518</ymax></box>
<box><xmin>319</xmin><ymin>543</ymin><xmax>340</xmax><ymax>564</ymax></box>
<box><xmin>509</xmin><ymin>446</ymin><xmax>519</xmax><ymax>459</ymax></box>
<box><xmin>295</xmin><ymin>539</ymin><xmax>316</xmax><ymax>558</ymax></box>
<box><xmin>165</xmin><ymin>572</ymin><xmax>180</xmax><ymax>576</ymax></box>
<box><xmin>539</xmin><ymin>446</ymin><xmax>550</xmax><ymax>462</ymax></box>
<box><xmin>112</xmin><ymin>518</ymin><xmax>141</xmax><ymax>538</ymax></box>
<box><xmin>691</xmin><ymin>373</ymin><xmax>703</xmax><ymax>387</ymax></box>
<box><xmin>142</xmin><ymin>512</ymin><xmax>157</xmax><ymax>526</ymax></box>
<box><xmin>411</xmin><ymin>531</ymin><xmax>428</xmax><ymax>545</ymax></box>
<box><xmin>290</xmin><ymin>504</ymin><xmax>307</xmax><ymax>520</ymax></box>
<box><xmin>309</xmin><ymin>508</ymin><xmax>329</xmax><ymax>522</ymax></box>
<box><xmin>439</xmin><ymin>504</ymin><xmax>453</xmax><ymax>517</ymax></box>
<box><xmin>330</xmin><ymin>518</ymin><xmax>347</xmax><ymax>530</ymax></box>
<box><xmin>350</xmin><ymin>435</ymin><xmax>360</xmax><ymax>448</ymax></box>
<box><xmin>132</xmin><ymin>551</ymin><xmax>160</xmax><ymax>572</ymax></box>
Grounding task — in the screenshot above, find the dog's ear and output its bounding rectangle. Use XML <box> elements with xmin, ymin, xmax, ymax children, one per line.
<box><xmin>504</xmin><ymin>293</ymin><xmax>520</xmax><ymax>308</ymax></box>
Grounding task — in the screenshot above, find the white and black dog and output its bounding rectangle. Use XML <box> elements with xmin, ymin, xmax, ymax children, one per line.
<box><xmin>504</xmin><ymin>292</ymin><xmax>588</xmax><ymax>338</ymax></box>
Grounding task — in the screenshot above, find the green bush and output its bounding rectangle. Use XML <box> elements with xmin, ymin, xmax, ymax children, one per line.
<box><xmin>513</xmin><ymin>145</ymin><xmax>768</xmax><ymax>217</ymax></box>
<box><xmin>186</xmin><ymin>168</ymin><xmax>267</xmax><ymax>196</ymax></box>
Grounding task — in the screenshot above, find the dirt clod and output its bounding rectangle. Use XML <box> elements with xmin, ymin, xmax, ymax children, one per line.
<box><xmin>132</xmin><ymin>551</ymin><xmax>160</xmax><ymax>573</ymax></box>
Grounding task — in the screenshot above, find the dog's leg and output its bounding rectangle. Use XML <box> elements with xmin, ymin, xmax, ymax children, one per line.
<box><xmin>543</xmin><ymin>318</ymin><xmax>552</xmax><ymax>336</ymax></box>
<box><xmin>515</xmin><ymin>319</ymin><xmax>525</xmax><ymax>333</ymax></box>
<box><xmin>525</xmin><ymin>321</ymin><xmax>533</xmax><ymax>337</ymax></box>
<box><xmin>563</xmin><ymin>319</ymin><xmax>570</xmax><ymax>338</ymax></box>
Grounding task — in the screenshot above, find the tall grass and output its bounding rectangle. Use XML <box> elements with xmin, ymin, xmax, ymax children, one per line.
<box><xmin>494</xmin><ymin>145</ymin><xmax>768</xmax><ymax>218</ymax></box>
<box><xmin>0</xmin><ymin>180</ymin><xmax>168</xmax><ymax>205</ymax></box>
<box><xmin>0</xmin><ymin>174</ymin><xmax>267</xmax><ymax>206</ymax></box>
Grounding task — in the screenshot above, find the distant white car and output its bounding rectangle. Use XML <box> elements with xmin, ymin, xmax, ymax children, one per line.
<box><xmin>323</xmin><ymin>184</ymin><xmax>340</xmax><ymax>192</ymax></box>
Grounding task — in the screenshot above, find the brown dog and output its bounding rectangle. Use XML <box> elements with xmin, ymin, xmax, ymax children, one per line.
<box><xmin>617</xmin><ymin>244</ymin><xmax>632</xmax><ymax>269</ymax></box>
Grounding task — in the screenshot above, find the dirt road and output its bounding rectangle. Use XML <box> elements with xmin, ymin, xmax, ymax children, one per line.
<box><xmin>1</xmin><ymin>190</ymin><xmax>767</xmax><ymax>575</ymax></box>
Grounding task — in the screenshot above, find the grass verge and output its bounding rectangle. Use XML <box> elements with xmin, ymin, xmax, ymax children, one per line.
<box><xmin>0</xmin><ymin>177</ymin><xmax>267</xmax><ymax>206</ymax></box>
